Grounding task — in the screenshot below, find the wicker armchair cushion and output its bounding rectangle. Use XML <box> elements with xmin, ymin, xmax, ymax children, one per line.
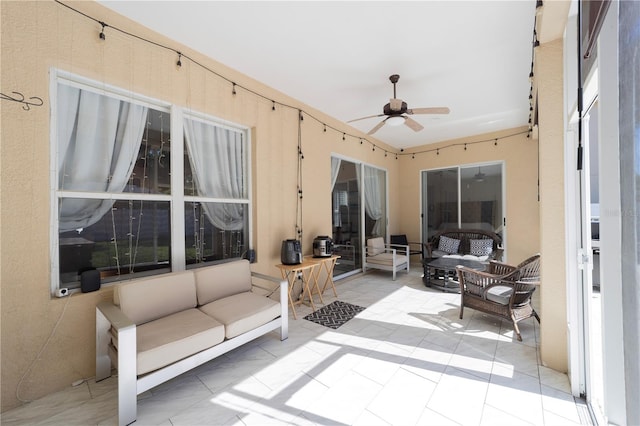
<box><xmin>470</xmin><ymin>239</ymin><xmax>494</xmax><ymax>257</ymax></box>
<box><xmin>438</xmin><ymin>236</ymin><xmax>460</xmax><ymax>254</ymax></box>
<box><xmin>486</xmin><ymin>286</ymin><xmax>513</xmax><ymax>305</ymax></box>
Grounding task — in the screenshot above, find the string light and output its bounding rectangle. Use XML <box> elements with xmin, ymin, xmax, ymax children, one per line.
<box><xmin>99</xmin><ymin>21</ymin><xmax>106</xmax><ymax>40</ymax></box>
<box><xmin>232</xmin><ymin>83</ymin><xmax>236</xmax><ymax>95</ymax></box>
<box><xmin>272</xmin><ymin>101</ymin><xmax>275</xmax><ymax>111</ymax></box>
<box><xmin>342</xmin><ymin>133</ymin><xmax>346</xmax><ymax>141</ymax></box>
<box><xmin>176</xmin><ymin>52</ymin><xmax>182</xmax><ymax>67</ymax></box>
<box><xmin>464</xmin><ymin>144</ymin><xmax>467</xmax><ymax>151</ymax></box>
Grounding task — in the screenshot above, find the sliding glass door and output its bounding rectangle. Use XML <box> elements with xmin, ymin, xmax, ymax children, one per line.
<box><xmin>331</xmin><ymin>159</ymin><xmax>361</xmax><ymax>276</ymax></box>
<box><xmin>331</xmin><ymin>157</ymin><xmax>387</xmax><ymax>278</ymax></box>
<box><xmin>422</xmin><ymin>163</ymin><xmax>504</xmax><ymax>244</ymax></box>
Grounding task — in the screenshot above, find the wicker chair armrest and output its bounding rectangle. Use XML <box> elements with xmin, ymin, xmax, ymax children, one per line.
<box><xmin>491</xmin><ymin>248</ymin><xmax>504</xmax><ymax>262</ymax></box>
<box><xmin>456</xmin><ymin>265</ymin><xmax>511</xmax><ymax>295</ymax></box>
<box><xmin>425</xmin><ymin>242</ymin><xmax>435</xmax><ymax>257</ymax></box>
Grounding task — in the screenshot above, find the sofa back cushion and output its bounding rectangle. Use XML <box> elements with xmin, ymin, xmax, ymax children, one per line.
<box><xmin>115</xmin><ymin>270</ymin><xmax>197</xmax><ymax>325</ymax></box>
<box><xmin>367</xmin><ymin>237</ymin><xmax>385</xmax><ymax>256</ymax></box>
<box><xmin>438</xmin><ymin>235</ymin><xmax>461</xmax><ymax>254</ymax></box>
<box><xmin>195</xmin><ymin>260</ymin><xmax>252</xmax><ymax>306</ymax></box>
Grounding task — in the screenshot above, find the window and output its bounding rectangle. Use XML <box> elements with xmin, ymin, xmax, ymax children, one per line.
<box><xmin>52</xmin><ymin>71</ymin><xmax>250</xmax><ymax>292</ymax></box>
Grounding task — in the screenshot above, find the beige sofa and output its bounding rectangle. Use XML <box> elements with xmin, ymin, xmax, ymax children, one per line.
<box><xmin>95</xmin><ymin>259</ymin><xmax>288</xmax><ymax>426</ymax></box>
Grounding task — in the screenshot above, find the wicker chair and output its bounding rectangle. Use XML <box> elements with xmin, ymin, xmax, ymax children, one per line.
<box><xmin>456</xmin><ymin>254</ymin><xmax>541</xmax><ymax>341</ymax></box>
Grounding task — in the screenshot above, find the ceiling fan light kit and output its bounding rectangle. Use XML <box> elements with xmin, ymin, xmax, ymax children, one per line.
<box><xmin>348</xmin><ymin>74</ymin><xmax>450</xmax><ymax>135</ymax></box>
<box><xmin>386</xmin><ymin>116</ymin><xmax>405</xmax><ymax>126</ymax></box>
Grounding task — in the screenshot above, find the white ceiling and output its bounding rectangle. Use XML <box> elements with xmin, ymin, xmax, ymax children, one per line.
<box><xmin>99</xmin><ymin>1</ymin><xmax>536</xmax><ymax>149</ymax></box>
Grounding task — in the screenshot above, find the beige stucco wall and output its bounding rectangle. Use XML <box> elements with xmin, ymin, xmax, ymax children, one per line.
<box><xmin>1</xmin><ymin>0</ymin><xmax>548</xmax><ymax>412</ymax></box>
<box><xmin>536</xmin><ymin>38</ymin><xmax>568</xmax><ymax>373</ymax></box>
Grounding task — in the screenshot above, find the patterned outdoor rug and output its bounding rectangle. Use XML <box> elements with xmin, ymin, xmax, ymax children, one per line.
<box><xmin>304</xmin><ymin>300</ymin><xmax>366</xmax><ymax>329</ymax></box>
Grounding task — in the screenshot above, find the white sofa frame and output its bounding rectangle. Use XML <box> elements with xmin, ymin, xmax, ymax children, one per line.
<box><xmin>363</xmin><ymin>239</ymin><xmax>410</xmax><ymax>280</ymax></box>
<box><xmin>95</xmin><ymin>271</ymin><xmax>288</xmax><ymax>426</ymax></box>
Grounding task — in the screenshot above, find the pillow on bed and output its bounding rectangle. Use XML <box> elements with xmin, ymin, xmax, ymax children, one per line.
<box><xmin>438</xmin><ymin>236</ymin><xmax>460</xmax><ymax>254</ymax></box>
<box><xmin>470</xmin><ymin>238</ymin><xmax>494</xmax><ymax>257</ymax></box>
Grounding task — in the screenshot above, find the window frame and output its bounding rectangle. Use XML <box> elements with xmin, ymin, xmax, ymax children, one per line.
<box><xmin>49</xmin><ymin>69</ymin><xmax>252</xmax><ymax>295</ymax></box>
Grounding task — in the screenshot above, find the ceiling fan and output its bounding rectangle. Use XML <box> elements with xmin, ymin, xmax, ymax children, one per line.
<box><xmin>347</xmin><ymin>74</ymin><xmax>450</xmax><ymax>135</ymax></box>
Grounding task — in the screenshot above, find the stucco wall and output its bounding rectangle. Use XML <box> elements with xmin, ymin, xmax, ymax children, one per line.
<box><xmin>1</xmin><ymin>0</ymin><xmax>544</xmax><ymax>412</ymax></box>
<box><xmin>536</xmin><ymin>38</ymin><xmax>568</xmax><ymax>373</ymax></box>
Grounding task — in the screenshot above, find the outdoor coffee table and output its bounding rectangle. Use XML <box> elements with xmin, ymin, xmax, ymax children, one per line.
<box><xmin>423</xmin><ymin>257</ymin><xmax>486</xmax><ymax>293</ymax></box>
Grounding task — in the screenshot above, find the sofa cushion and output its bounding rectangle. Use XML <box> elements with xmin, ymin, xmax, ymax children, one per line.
<box><xmin>115</xmin><ymin>270</ymin><xmax>197</xmax><ymax>325</ymax></box>
<box><xmin>136</xmin><ymin>308</ymin><xmax>225</xmax><ymax>375</ymax></box>
<box><xmin>366</xmin><ymin>252</ymin><xmax>408</xmax><ymax>266</ymax></box>
<box><xmin>470</xmin><ymin>239</ymin><xmax>494</xmax><ymax>257</ymax></box>
<box><xmin>438</xmin><ymin>236</ymin><xmax>460</xmax><ymax>254</ymax></box>
<box><xmin>194</xmin><ymin>260</ymin><xmax>253</xmax><ymax>306</ymax></box>
<box><xmin>431</xmin><ymin>249</ymin><xmax>449</xmax><ymax>258</ymax></box>
<box><xmin>367</xmin><ymin>237</ymin><xmax>385</xmax><ymax>256</ymax></box>
<box><xmin>199</xmin><ymin>292</ymin><xmax>281</xmax><ymax>339</ymax></box>
<box><xmin>443</xmin><ymin>254</ymin><xmax>489</xmax><ymax>262</ymax></box>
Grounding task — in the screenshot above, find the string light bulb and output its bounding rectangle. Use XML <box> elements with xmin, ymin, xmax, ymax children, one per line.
<box><xmin>99</xmin><ymin>21</ymin><xmax>106</xmax><ymax>40</ymax></box>
<box><xmin>272</xmin><ymin>101</ymin><xmax>275</xmax><ymax>111</ymax></box>
<box><xmin>176</xmin><ymin>52</ymin><xmax>182</xmax><ymax>67</ymax></box>
<box><xmin>232</xmin><ymin>83</ymin><xmax>236</xmax><ymax>95</ymax></box>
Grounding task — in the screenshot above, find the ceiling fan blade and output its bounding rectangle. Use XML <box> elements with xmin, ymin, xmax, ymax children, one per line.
<box><xmin>389</xmin><ymin>98</ymin><xmax>403</xmax><ymax>111</ymax></box>
<box><xmin>367</xmin><ymin>119</ymin><xmax>387</xmax><ymax>135</ymax></box>
<box><xmin>404</xmin><ymin>116</ymin><xmax>424</xmax><ymax>132</ymax></box>
<box><xmin>407</xmin><ymin>107</ymin><xmax>450</xmax><ymax>115</ymax></box>
<box><xmin>347</xmin><ymin>113</ymin><xmax>385</xmax><ymax>123</ymax></box>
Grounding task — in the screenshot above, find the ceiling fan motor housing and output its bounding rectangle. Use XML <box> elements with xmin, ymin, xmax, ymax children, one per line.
<box><xmin>384</xmin><ymin>101</ymin><xmax>407</xmax><ymax>115</ymax></box>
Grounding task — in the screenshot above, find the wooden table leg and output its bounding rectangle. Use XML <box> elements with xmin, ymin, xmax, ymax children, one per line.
<box><xmin>300</xmin><ymin>266</ymin><xmax>318</xmax><ymax>312</ymax></box>
<box><xmin>281</xmin><ymin>270</ymin><xmax>298</xmax><ymax>320</ymax></box>
<box><xmin>319</xmin><ymin>257</ymin><xmax>339</xmax><ymax>297</ymax></box>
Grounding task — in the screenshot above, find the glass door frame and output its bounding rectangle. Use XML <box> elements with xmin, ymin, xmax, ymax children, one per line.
<box><xmin>420</xmin><ymin>161</ymin><xmax>507</xmax><ymax>261</ymax></box>
<box><xmin>331</xmin><ymin>153</ymin><xmax>388</xmax><ymax>280</ymax></box>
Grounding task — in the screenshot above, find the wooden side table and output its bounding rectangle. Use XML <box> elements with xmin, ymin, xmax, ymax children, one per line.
<box><xmin>276</xmin><ymin>260</ymin><xmax>321</xmax><ymax>320</ymax></box>
<box><xmin>305</xmin><ymin>255</ymin><xmax>340</xmax><ymax>298</ymax></box>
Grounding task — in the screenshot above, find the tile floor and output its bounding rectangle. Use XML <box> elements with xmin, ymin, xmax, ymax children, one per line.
<box><xmin>2</xmin><ymin>267</ymin><xmax>589</xmax><ymax>425</ymax></box>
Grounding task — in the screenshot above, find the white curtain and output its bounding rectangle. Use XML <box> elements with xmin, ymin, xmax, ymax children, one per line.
<box><xmin>362</xmin><ymin>165</ymin><xmax>385</xmax><ymax>236</ymax></box>
<box><xmin>331</xmin><ymin>157</ymin><xmax>341</xmax><ymax>190</ymax></box>
<box><xmin>58</xmin><ymin>85</ymin><xmax>147</xmax><ymax>232</ymax></box>
<box><xmin>331</xmin><ymin>157</ymin><xmax>342</xmax><ymax>226</ymax></box>
<box><xmin>183</xmin><ymin>119</ymin><xmax>245</xmax><ymax>230</ymax></box>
